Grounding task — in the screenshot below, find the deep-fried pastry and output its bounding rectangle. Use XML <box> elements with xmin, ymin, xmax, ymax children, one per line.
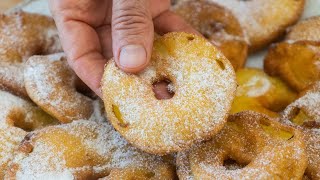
<box><xmin>210</xmin><ymin>0</ymin><xmax>305</xmax><ymax>52</ymax></box>
<box><xmin>24</xmin><ymin>53</ymin><xmax>94</xmax><ymax>123</ymax></box>
<box><xmin>102</xmin><ymin>32</ymin><xmax>237</xmax><ymax>154</ymax></box>
<box><xmin>281</xmin><ymin>81</ymin><xmax>320</xmax><ymax>179</ymax></box>
<box><xmin>0</xmin><ymin>11</ymin><xmax>61</xmax><ymax>98</ymax></box>
<box><xmin>286</xmin><ymin>16</ymin><xmax>320</xmax><ymax>43</ymax></box>
<box><xmin>264</xmin><ymin>41</ymin><xmax>320</xmax><ymax>92</ymax></box>
<box><xmin>6</xmin><ymin>120</ymin><xmax>176</xmax><ymax>179</ymax></box>
<box><xmin>0</xmin><ymin>90</ymin><xmax>57</xmax><ymax>178</ymax></box>
<box><xmin>231</xmin><ymin>68</ymin><xmax>297</xmax><ymax>117</ymax></box>
<box><xmin>177</xmin><ymin>111</ymin><xmax>307</xmax><ymax>180</ymax></box>
<box><xmin>173</xmin><ymin>0</ymin><xmax>248</xmax><ymax>70</ymax></box>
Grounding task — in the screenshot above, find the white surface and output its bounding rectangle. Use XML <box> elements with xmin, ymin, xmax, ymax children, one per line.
<box><xmin>11</xmin><ymin>0</ymin><xmax>320</xmax><ymax>70</ymax></box>
<box><xmin>9</xmin><ymin>0</ymin><xmax>51</xmax><ymax>16</ymax></box>
<box><xmin>302</xmin><ymin>0</ymin><xmax>320</xmax><ymax>19</ymax></box>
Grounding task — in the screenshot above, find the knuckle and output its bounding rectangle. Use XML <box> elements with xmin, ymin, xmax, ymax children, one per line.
<box><xmin>112</xmin><ymin>0</ymin><xmax>152</xmax><ymax>32</ymax></box>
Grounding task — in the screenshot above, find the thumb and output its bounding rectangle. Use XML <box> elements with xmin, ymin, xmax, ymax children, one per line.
<box><xmin>112</xmin><ymin>0</ymin><xmax>153</xmax><ymax>73</ymax></box>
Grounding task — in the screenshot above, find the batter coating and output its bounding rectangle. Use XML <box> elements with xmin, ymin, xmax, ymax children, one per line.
<box><xmin>210</xmin><ymin>0</ymin><xmax>305</xmax><ymax>52</ymax></box>
<box><xmin>281</xmin><ymin>81</ymin><xmax>320</xmax><ymax>180</ymax></box>
<box><xmin>0</xmin><ymin>125</ymin><xmax>25</xmax><ymax>179</ymax></box>
<box><xmin>231</xmin><ymin>68</ymin><xmax>297</xmax><ymax>117</ymax></box>
<box><xmin>102</xmin><ymin>32</ymin><xmax>237</xmax><ymax>155</ymax></box>
<box><xmin>286</xmin><ymin>16</ymin><xmax>320</xmax><ymax>42</ymax></box>
<box><xmin>0</xmin><ymin>90</ymin><xmax>57</xmax><ymax>178</ymax></box>
<box><xmin>177</xmin><ymin>112</ymin><xmax>307</xmax><ymax>180</ymax></box>
<box><xmin>264</xmin><ymin>41</ymin><xmax>320</xmax><ymax>92</ymax></box>
<box><xmin>24</xmin><ymin>53</ymin><xmax>94</xmax><ymax>123</ymax></box>
<box><xmin>173</xmin><ymin>0</ymin><xmax>248</xmax><ymax>70</ymax></box>
<box><xmin>6</xmin><ymin>120</ymin><xmax>176</xmax><ymax>179</ymax></box>
<box><xmin>0</xmin><ymin>11</ymin><xmax>62</xmax><ymax>98</ymax></box>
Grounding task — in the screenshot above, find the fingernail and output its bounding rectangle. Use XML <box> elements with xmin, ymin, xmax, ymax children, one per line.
<box><xmin>119</xmin><ymin>45</ymin><xmax>147</xmax><ymax>69</ymax></box>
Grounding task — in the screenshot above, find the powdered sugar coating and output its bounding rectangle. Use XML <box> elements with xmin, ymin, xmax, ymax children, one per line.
<box><xmin>24</xmin><ymin>53</ymin><xmax>94</xmax><ymax>123</ymax></box>
<box><xmin>177</xmin><ymin>112</ymin><xmax>307</xmax><ymax>180</ymax></box>
<box><xmin>0</xmin><ymin>124</ymin><xmax>26</xmax><ymax>179</ymax></box>
<box><xmin>0</xmin><ymin>90</ymin><xmax>57</xmax><ymax>130</ymax></box>
<box><xmin>102</xmin><ymin>32</ymin><xmax>237</xmax><ymax>154</ymax></box>
<box><xmin>207</xmin><ymin>0</ymin><xmax>305</xmax><ymax>51</ymax></box>
<box><xmin>7</xmin><ymin>120</ymin><xmax>175</xmax><ymax>179</ymax></box>
<box><xmin>0</xmin><ymin>90</ymin><xmax>57</xmax><ymax>178</ymax></box>
<box><xmin>281</xmin><ymin>81</ymin><xmax>320</xmax><ymax>179</ymax></box>
<box><xmin>172</xmin><ymin>0</ymin><xmax>248</xmax><ymax>70</ymax></box>
<box><xmin>0</xmin><ymin>11</ymin><xmax>62</xmax><ymax>98</ymax></box>
<box><xmin>264</xmin><ymin>41</ymin><xmax>320</xmax><ymax>92</ymax></box>
<box><xmin>286</xmin><ymin>16</ymin><xmax>320</xmax><ymax>43</ymax></box>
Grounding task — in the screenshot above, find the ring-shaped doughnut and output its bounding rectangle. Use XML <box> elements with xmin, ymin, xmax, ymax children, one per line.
<box><xmin>7</xmin><ymin>120</ymin><xmax>176</xmax><ymax>179</ymax></box>
<box><xmin>177</xmin><ymin>111</ymin><xmax>307</xmax><ymax>180</ymax></box>
<box><xmin>281</xmin><ymin>81</ymin><xmax>320</xmax><ymax>179</ymax></box>
<box><xmin>0</xmin><ymin>90</ymin><xmax>57</xmax><ymax>178</ymax></box>
<box><xmin>0</xmin><ymin>11</ymin><xmax>61</xmax><ymax>98</ymax></box>
<box><xmin>24</xmin><ymin>53</ymin><xmax>94</xmax><ymax>123</ymax></box>
<box><xmin>102</xmin><ymin>32</ymin><xmax>237</xmax><ymax>154</ymax></box>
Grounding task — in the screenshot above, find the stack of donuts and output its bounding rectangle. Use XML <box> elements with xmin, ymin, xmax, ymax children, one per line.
<box><xmin>0</xmin><ymin>0</ymin><xmax>319</xmax><ymax>179</ymax></box>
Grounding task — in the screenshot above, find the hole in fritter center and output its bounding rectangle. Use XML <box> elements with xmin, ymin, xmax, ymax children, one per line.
<box><xmin>288</xmin><ymin>107</ymin><xmax>319</xmax><ymax>128</ymax></box>
<box><xmin>8</xmin><ymin>109</ymin><xmax>33</xmax><ymax>132</ymax></box>
<box><xmin>152</xmin><ymin>78</ymin><xmax>175</xmax><ymax>100</ymax></box>
<box><xmin>223</xmin><ymin>158</ymin><xmax>247</xmax><ymax>170</ymax></box>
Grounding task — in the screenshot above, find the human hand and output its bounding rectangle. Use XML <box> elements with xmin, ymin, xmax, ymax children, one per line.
<box><xmin>49</xmin><ymin>0</ymin><xmax>197</xmax><ymax>97</ymax></box>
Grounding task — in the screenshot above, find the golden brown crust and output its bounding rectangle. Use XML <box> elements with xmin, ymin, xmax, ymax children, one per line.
<box><xmin>281</xmin><ymin>81</ymin><xmax>320</xmax><ymax>179</ymax></box>
<box><xmin>209</xmin><ymin>0</ymin><xmax>305</xmax><ymax>52</ymax></box>
<box><xmin>0</xmin><ymin>126</ymin><xmax>26</xmax><ymax>179</ymax></box>
<box><xmin>24</xmin><ymin>53</ymin><xmax>94</xmax><ymax>123</ymax></box>
<box><xmin>7</xmin><ymin>120</ymin><xmax>176</xmax><ymax>179</ymax></box>
<box><xmin>264</xmin><ymin>41</ymin><xmax>320</xmax><ymax>92</ymax></box>
<box><xmin>0</xmin><ymin>11</ymin><xmax>62</xmax><ymax>98</ymax></box>
<box><xmin>286</xmin><ymin>16</ymin><xmax>320</xmax><ymax>43</ymax></box>
<box><xmin>173</xmin><ymin>0</ymin><xmax>248</xmax><ymax>70</ymax></box>
<box><xmin>102</xmin><ymin>32</ymin><xmax>237</xmax><ymax>155</ymax></box>
<box><xmin>0</xmin><ymin>90</ymin><xmax>58</xmax><ymax>178</ymax></box>
<box><xmin>101</xmin><ymin>167</ymin><xmax>177</xmax><ymax>180</ymax></box>
<box><xmin>177</xmin><ymin>111</ymin><xmax>308</xmax><ymax>180</ymax></box>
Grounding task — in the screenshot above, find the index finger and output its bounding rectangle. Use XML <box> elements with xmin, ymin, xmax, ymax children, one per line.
<box><xmin>50</xmin><ymin>12</ymin><xmax>107</xmax><ymax>97</ymax></box>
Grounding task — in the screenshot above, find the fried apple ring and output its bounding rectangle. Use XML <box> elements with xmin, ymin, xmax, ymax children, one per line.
<box><xmin>210</xmin><ymin>0</ymin><xmax>305</xmax><ymax>52</ymax></box>
<box><xmin>264</xmin><ymin>41</ymin><xmax>320</xmax><ymax>92</ymax></box>
<box><xmin>173</xmin><ymin>0</ymin><xmax>248</xmax><ymax>70</ymax></box>
<box><xmin>281</xmin><ymin>81</ymin><xmax>320</xmax><ymax>179</ymax></box>
<box><xmin>6</xmin><ymin>120</ymin><xmax>176</xmax><ymax>179</ymax></box>
<box><xmin>24</xmin><ymin>53</ymin><xmax>94</xmax><ymax>123</ymax></box>
<box><xmin>0</xmin><ymin>90</ymin><xmax>57</xmax><ymax>178</ymax></box>
<box><xmin>0</xmin><ymin>11</ymin><xmax>62</xmax><ymax>98</ymax></box>
<box><xmin>231</xmin><ymin>68</ymin><xmax>297</xmax><ymax>117</ymax></box>
<box><xmin>177</xmin><ymin>111</ymin><xmax>307</xmax><ymax>180</ymax></box>
<box><xmin>286</xmin><ymin>16</ymin><xmax>320</xmax><ymax>42</ymax></box>
<box><xmin>102</xmin><ymin>32</ymin><xmax>237</xmax><ymax>155</ymax></box>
